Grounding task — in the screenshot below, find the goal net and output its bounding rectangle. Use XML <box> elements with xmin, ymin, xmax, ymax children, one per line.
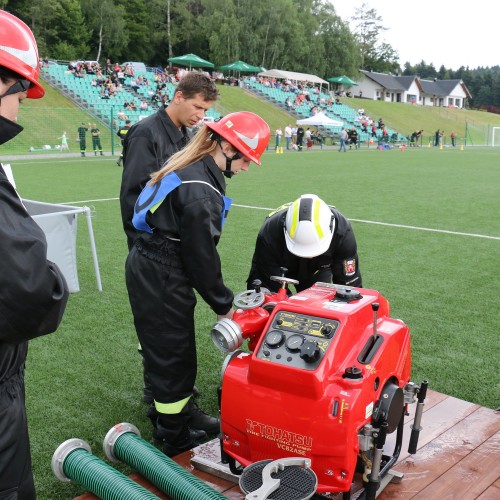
<box><xmin>492</xmin><ymin>127</ymin><xmax>500</xmax><ymax>147</ymax></box>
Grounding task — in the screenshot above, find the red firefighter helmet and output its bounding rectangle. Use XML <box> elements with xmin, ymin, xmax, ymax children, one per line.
<box><xmin>206</xmin><ymin>111</ymin><xmax>270</xmax><ymax>165</ymax></box>
<box><xmin>0</xmin><ymin>10</ymin><xmax>44</xmax><ymax>98</ymax></box>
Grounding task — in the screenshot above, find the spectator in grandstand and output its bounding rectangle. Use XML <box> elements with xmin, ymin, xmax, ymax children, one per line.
<box><xmin>247</xmin><ymin>194</ymin><xmax>362</xmax><ymax>293</ymax></box>
<box><xmin>77</xmin><ymin>122</ymin><xmax>90</xmax><ymax>157</ymax></box>
<box><xmin>382</xmin><ymin>126</ymin><xmax>388</xmax><ymax>141</ymax></box>
<box><xmin>91</xmin><ymin>123</ymin><xmax>104</xmax><ymax>156</ymax></box>
<box><xmin>100</xmin><ymin>86</ymin><xmax>110</xmax><ymax>99</ymax></box>
<box><xmin>117</xmin><ymin>109</ymin><xmax>128</xmax><ymax>121</ymax></box>
<box><xmin>0</xmin><ymin>11</ymin><xmax>69</xmax><ymax>498</ymax></box>
<box><xmin>139</xmin><ymin>100</ymin><xmax>148</xmax><ymax>111</ymax></box>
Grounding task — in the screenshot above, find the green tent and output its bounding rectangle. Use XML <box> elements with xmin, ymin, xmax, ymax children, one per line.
<box><xmin>327</xmin><ymin>75</ymin><xmax>359</xmax><ymax>86</ymax></box>
<box><xmin>218</xmin><ymin>60</ymin><xmax>262</xmax><ymax>73</ymax></box>
<box><xmin>168</xmin><ymin>53</ymin><xmax>214</xmax><ymax>70</ymax></box>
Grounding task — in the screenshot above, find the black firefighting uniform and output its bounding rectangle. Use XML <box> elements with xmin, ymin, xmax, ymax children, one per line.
<box><xmin>125</xmin><ymin>156</ymin><xmax>233</xmax><ymax>418</ymax></box>
<box><xmin>120</xmin><ymin>109</ymin><xmax>190</xmax><ymax>251</ymax></box>
<box><xmin>247</xmin><ymin>205</ymin><xmax>362</xmax><ymax>292</ymax></box>
<box><xmin>116</xmin><ymin>124</ymin><xmax>130</xmax><ymax>164</ymax></box>
<box><xmin>77</xmin><ymin>125</ymin><xmax>88</xmax><ymax>154</ymax></box>
<box><xmin>0</xmin><ymin>164</ymin><xmax>68</xmax><ymax>498</ymax></box>
<box><xmin>91</xmin><ymin>127</ymin><xmax>103</xmax><ymax>154</ymax></box>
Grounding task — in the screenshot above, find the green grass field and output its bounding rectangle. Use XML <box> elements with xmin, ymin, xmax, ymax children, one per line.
<box><xmin>7</xmin><ymin>145</ymin><xmax>500</xmax><ymax>499</ymax></box>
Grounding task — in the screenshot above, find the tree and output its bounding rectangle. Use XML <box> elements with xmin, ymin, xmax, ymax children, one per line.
<box><xmin>80</xmin><ymin>0</ymin><xmax>128</xmax><ymax>62</ymax></box>
<box><xmin>199</xmin><ymin>0</ymin><xmax>240</xmax><ymax>65</ymax></box>
<box><xmin>316</xmin><ymin>1</ymin><xmax>360</xmax><ymax>78</ymax></box>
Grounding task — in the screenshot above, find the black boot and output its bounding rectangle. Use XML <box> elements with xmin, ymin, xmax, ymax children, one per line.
<box><xmin>182</xmin><ymin>398</ymin><xmax>220</xmax><ymax>436</ymax></box>
<box><xmin>153</xmin><ymin>413</ymin><xmax>206</xmax><ymax>457</ymax></box>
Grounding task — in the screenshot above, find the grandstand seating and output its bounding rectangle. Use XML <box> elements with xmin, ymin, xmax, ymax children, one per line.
<box><xmin>243</xmin><ymin>78</ymin><xmax>408</xmax><ymax>145</ymax></box>
<box><xmin>42</xmin><ymin>63</ymin><xmax>406</xmax><ymax>146</ymax></box>
<box><xmin>42</xmin><ymin>63</ymin><xmax>221</xmax><ymax>127</ymax></box>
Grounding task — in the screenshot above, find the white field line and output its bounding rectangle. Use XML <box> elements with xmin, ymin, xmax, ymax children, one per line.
<box><xmin>60</xmin><ymin>199</ymin><xmax>500</xmax><ymax>241</ymax></box>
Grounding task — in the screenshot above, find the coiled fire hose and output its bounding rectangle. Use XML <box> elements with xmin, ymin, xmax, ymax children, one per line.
<box><xmin>51</xmin><ymin>438</ymin><xmax>159</xmax><ymax>499</ymax></box>
<box><xmin>103</xmin><ymin>422</ymin><xmax>226</xmax><ymax>500</ymax></box>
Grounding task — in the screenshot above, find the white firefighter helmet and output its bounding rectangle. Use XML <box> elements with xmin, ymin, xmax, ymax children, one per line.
<box><xmin>284</xmin><ymin>194</ymin><xmax>335</xmax><ymax>258</ymax></box>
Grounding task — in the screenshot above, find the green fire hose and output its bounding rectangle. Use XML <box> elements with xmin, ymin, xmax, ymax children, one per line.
<box><xmin>51</xmin><ymin>438</ymin><xmax>159</xmax><ymax>500</ymax></box>
<box><xmin>103</xmin><ymin>423</ymin><xmax>226</xmax><ymax>500</ymax></box>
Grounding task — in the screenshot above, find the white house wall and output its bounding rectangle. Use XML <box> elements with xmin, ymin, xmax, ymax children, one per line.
<box><xmin>358</xmin><ymin>73</ymin><xmax>468</xmax><ymax>108</ymax></box>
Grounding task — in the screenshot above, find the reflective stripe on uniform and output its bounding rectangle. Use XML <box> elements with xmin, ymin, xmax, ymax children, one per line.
<box><xmin>154</xmin><ymin>394</ymin><xmax>191</xmax><ymax>414</ymax></box>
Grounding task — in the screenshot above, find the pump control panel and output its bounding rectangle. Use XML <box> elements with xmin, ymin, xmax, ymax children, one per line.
<box><xmin>255</xmin><ymin>311</ymin><xmax>339</xmax><ymax>370</ymax></box>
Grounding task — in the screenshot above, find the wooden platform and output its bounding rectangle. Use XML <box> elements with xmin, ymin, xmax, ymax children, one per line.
<box><xmin>74</xmin><ymin>390</ymin><xmax>500</xmax><ymax>499</ymax></box>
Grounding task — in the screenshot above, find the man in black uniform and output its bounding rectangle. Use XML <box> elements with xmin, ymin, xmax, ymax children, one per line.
<box><xmin>247</xmin><ymin>194</ymin><xmax>362</xmax><ymax>293</ymax></box>
<box><xmin>91</xmin><ymin>122</ymin><xmax>104</xmax><ymax>156</ymax></box>
<box><xmin>120</xmin><ymin>71</ymin><xmax>219</xmax><ymax>428</ymax></box>
<box><xmin>120</xmin><ymin>72</ymin><xmax>219</xmax><ymax>251</ymax></box>
<box><xmin>296</xmin><ymin>125</ymin><xmax>305</xmax><ymax>151</ymax></box>
<box><xmin>116</xmin><ymin>119</ymin><xmax>131</xmax><ymax>166</ymax></box>
<box><xmin>0</xmin><ymin>11</ymin><xmax>69</xmax><ymax>498</ymax></box>
<box><xmin>348</xmin><ymin>127</ymin><xmax>359</xmax><ymax>149</ymax></box>
<box><xmin>77</xmin><ymin>122</ymin><xmax>90</xmax><ymax>156</ymax></box>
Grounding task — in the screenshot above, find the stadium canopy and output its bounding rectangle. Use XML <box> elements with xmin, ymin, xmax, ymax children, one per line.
<box><xmin>219</xmin><ymin>60</ymin><xmax>262</xmax><ymax>73</ymax></box>
<box><xmin>258</xmin><ymin>69</ymin><xmax>328</xmax><ymax>86</ymax></box>
<box><xmin>296</xmin><ymin>112</ymin><xmax>343</xmax><ymax>127</ymax></box>
<box><xmin>168</xmin><ymin>53</ymin><xmax>214</xmax><ymax>70</ymax></box>
<box><xmin>327</xmin><ymin>75</ymin><xmax>358</xmax><ymax>86</ymax></box>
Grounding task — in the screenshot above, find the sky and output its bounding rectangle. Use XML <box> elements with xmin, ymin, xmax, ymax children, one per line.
<box><xmin>331</xmin><ymin>1</ymin><xmax>499</xmax><ymax>71</ymax></box>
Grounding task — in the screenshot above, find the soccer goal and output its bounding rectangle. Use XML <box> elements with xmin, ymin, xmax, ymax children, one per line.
<box><xmin>492</xmin><ymin>127</ymin><xmax>500</xmax><ymax>146</ymax></box>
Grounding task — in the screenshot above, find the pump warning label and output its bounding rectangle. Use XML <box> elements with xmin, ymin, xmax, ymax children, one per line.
<box><xmin>246</xmin><ymin>419</ymin><xmax>313</xmax><ymax>456</ymax></box>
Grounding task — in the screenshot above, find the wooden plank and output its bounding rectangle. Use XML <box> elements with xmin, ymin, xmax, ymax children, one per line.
<box><xmin>476</xmin><ymin>477</ymin><xmax>500</xmax><ymax>500</ymax></box>
<box><xmin>385</xmin><ymin>393</ymin><xmax>479</xmax><ymax>462</ymax></box>
<box><xmin>381</xmin><ymin>406</ymin><xmax>500</xmax><ymax>498</ymax></box>
<box><xmin>411</xmin><ymin>430</ymin><xmax>500</xmax><ymax>499</ymax></box>
<box><xmin>73</xmin><ymin>392</ymin><xmax>495</xmax><ymax>500</ymax></box>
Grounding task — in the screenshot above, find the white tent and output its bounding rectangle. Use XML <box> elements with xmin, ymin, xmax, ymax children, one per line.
<box><xmin>296</xmin><ymin>112</ymin><xmax>343</xmax><ymax>127</ymax></box>
<box><xmin>23</xmin><ymin>200</ymin><xmax>102</xmax><ymax>293</ymax></box>
<box><xmin>258</xmin><ymin>69</ymin><xmax>328</xmax><ymax>86</ymax></box>
<box><xmin>3</xmin><ymin>163</ymin><xmax>102</xmax><ymax>293</ymax></box>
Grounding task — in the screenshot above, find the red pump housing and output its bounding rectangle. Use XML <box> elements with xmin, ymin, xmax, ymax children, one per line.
<box><xmin>218</xmin><ymin>282</ymin><xmax>413</xmax><ymax>493</ymax></box>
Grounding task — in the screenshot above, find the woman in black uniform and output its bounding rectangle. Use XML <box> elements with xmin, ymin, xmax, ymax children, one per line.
<box><xmin>126</xmin><ymin>111</ymin><xmax>270</xmax><ymax>456</ymax></box>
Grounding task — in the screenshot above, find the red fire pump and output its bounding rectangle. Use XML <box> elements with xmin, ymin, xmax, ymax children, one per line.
<box><xmin>211</xmin><ymin>275</ymin><xmax>428</xmax><ymax>499</ymax></box>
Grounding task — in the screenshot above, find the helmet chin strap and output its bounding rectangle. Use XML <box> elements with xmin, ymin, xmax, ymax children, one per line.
<box><xmin>219</xmin><ymin>139</ymin><xmax>242</xmax><ymax>179</ymax></box>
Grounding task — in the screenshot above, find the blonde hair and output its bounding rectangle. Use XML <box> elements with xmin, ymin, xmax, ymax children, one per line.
<box><xmin>150</xmin><ymin>126</ymin><xmax>218</xmax><ymax>184</ymax></box>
